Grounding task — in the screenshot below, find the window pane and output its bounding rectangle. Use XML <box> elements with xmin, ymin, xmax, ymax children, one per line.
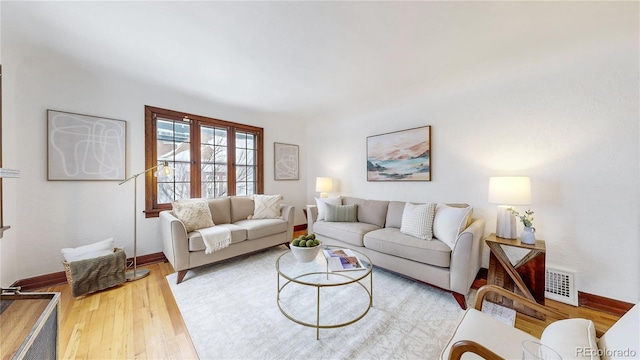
<box><xmin>245</xmin><ymin>133</ymin><xmax>255</xmax><ymax>149</ymax></box>
<box><xmin>246</xmin><ymin>149</ymin><xmax>255</xmax><ymax>165</ymax></box>
<box><xmin>236</xmin><ymin>133</ymin><xmax>247</xmax><ymax>148</ymax></box>
<box><xmin>215</xmin><ymin>128</ymin><xmax>227</xmax><ymax>145</ymax></box>
<box><xmin>236</xmin><ymin>149</ymin><xmax>247</xmax><ymax>165</ymax></box>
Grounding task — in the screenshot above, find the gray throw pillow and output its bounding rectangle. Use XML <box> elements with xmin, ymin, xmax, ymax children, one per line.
<box><xmin>325</xmin><ymin>203</ymin><xmax>358</xmax><ymax>222</ymax></box>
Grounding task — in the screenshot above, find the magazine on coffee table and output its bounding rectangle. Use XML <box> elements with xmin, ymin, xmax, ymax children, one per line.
<box><xmin>323</xmin><ymin>248</ymin><xmax>365</xmax><ymax>272</ymax></box>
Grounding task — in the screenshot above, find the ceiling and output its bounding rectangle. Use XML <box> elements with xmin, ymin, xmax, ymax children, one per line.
<box><xmin>2</xmin><ymin>1</ymin><xmax>630</xmax><ymax>120</ymax></box>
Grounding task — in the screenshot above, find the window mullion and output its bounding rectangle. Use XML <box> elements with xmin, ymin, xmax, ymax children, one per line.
<box><xmin>191</xmin><ymin>119</ymin><xmax>202</xmax><ymax>198</ymax></box>
<box><xmin>227</xmin><ymin>127</ymin><xmax>236</xmax><ymax>196</ymax></box>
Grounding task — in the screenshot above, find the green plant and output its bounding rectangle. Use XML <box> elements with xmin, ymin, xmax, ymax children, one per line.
<box><xmin>508</xmin><ymin>208</ymin><xmax>534</xmax><ymax>228</ymax></box>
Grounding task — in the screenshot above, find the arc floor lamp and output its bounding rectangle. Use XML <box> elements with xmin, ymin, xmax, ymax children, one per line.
<box><xmin>119</xmin><ymin>161</ymin><xmax>171</xmax><ymax>281</ymax></box>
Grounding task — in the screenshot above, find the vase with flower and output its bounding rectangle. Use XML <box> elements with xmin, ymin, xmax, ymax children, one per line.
<box><xmin>508</xmin><ymin>208</ymin><xmax>536</xmax><ymax>244</ymax></box>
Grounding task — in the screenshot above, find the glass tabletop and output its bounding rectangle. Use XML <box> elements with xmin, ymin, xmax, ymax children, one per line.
<box><xmin>276</xmin><ymin>245</ymin><xmax>372</xmax><ymax>286</ymax></box>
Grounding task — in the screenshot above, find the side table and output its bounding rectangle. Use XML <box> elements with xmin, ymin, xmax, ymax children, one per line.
<box><xmin>485</xmin><ymin>233</ymin><xmax>546</xmax><ymax>318</ymax></box>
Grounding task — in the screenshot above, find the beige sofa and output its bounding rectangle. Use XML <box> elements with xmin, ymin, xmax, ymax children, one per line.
<box><xmin>307</xmin><ymin>196</ymin><xmax>485</xmax><ymax>309</ymax></box>
<box><xmin>161</xmin><ymin>196</ymin><xmax>295</xmax><ymax>283</ymax></box>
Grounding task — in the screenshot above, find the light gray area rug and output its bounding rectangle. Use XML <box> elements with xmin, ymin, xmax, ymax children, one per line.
<box><xmin>167</xmin><ymin>246</ymin><xmax>476</xmax><ymax>360</ymax></box>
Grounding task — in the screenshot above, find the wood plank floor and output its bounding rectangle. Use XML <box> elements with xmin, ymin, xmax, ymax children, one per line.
<box><xmin>41</xmin><ymin>261</ymin><xmax>198</xmax><ymax>359</ymax></box>
<box><xmin>36</xmin><ymin>230</ymin><xmax>620</xmax><ymax>359</ymax></box>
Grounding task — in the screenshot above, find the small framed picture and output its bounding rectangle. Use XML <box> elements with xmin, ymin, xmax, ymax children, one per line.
<box><xmin>274</xmin><ymin>142</ymin><xmax>299</xmax><ymax>180</ymax></box>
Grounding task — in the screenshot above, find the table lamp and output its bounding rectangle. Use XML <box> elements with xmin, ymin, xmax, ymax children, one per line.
<box><xmin>488</xmin><ymin>176</ymin><xmax>531</xmax><ymax>239</ymax></box>
<box><xmin>315</xmin><ymin>177</ymin><xmax>333</xmax><ymax>198</ymax></box>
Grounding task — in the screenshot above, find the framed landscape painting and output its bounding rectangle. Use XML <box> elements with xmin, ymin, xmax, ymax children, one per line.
<box><xmin>367</xmin><ymin>126</ymin><xmax>431</xmax><ymax>181</ymax></box>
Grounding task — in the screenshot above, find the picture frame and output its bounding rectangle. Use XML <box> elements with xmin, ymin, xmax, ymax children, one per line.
<box><xmin>274</xmin><ymin>142</ymin><xmax>299</xmax><ymax>180</ymax></box>
<box><xmin>47</xmin><ymin>110</ymin><xmax>127</xmax><ymax>181</ymax></box>
<box><xmin>367</xmin><ymin>125</ymin><xmax>431</xmax><ymax>181</ymax></box>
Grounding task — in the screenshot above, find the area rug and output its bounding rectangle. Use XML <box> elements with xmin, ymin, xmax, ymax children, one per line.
<box><xmin>167</xmin><ymin>246</ymin><xmax>476</xmax><ymax>360</ymax></box>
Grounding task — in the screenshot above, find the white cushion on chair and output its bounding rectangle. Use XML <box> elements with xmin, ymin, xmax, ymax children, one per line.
<box><xmin>440</xmin><ymin>308</ymin><xmax>536</xmax><ymax>359</ymax></box>
<box><xmin>541</xmin><ymin>318</ymin><xmax>599</xmax><ymax>359</ymax></box>
<box><xmin>598</xmin><ymin>303</ymin><xmax>639</xmax><ymax>360</ymax></box>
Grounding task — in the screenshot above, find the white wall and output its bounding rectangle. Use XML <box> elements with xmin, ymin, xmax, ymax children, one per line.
<box><xmin>0</xmin><ymin>40</ymin><xmax>308</xmax><ymax>286</ymax></box>
<box><xmin>307</xmin><ymin>9</ymin><xmax>639</xmax><ymax>303</ymax></box>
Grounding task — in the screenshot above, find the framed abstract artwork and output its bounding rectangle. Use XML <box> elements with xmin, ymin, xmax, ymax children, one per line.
<box><xmin>274</xmin><ymin>142</ymin><xmax>299</xmax><ymax>180</ymax></box>
<box><xmin>367</xmin><ymin>125</ymin><xmax>431</xmax><ymax>181</ymax></box>
<box><xmin>47</xmin><ymin>110</ymin><xmax>127</xmax><ymax>181</ymax></box>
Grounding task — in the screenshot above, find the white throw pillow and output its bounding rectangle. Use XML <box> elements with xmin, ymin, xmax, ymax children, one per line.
<box><xmin>61</xmin><ymin>238</ymin><xmax>114</xmax><ymax>262</ymax></box>
<box><xmin>400</xmin><ymin>202</ymin><xmax>437</xmax><ymax>240</ymax></box>
<box><xmin>433</xmin><ymin>204</ymin><xmax>473</xmax><ymax>250</ymax></box>
<box><xmin>248</xmin><ymin>194</ymin><xmax>283</xmax><ymax>219</ymax></box>
<box><xmin>173</xmin><ymin>200</ymin><xmax>215</xmax><ymax>232</ymax></box>
<box><xmin>541</xmin><ymin>318</ymin><xmax>600</xmax><ymax>359</ymax></box>
<box><xmin>315</xmin><ymin>197</ymin><xmax>342</xmax><ymax>221</ymax></box>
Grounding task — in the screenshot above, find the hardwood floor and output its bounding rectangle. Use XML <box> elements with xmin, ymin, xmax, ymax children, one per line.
<box><xmin>35</xmin><ymin>230</ymin><xmax>620</xmax><ymax>359</ymax></box>
<box><xmin>41</xmin><ymin>261</ymin><xmax>198</xmax><ymax>359</ymax></box>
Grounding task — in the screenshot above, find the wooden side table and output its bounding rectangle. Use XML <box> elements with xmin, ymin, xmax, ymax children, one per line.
<box><xmin>485</xmin><ymin>233</ymin><xmax>546</xmax><ymax>318</ymax></box>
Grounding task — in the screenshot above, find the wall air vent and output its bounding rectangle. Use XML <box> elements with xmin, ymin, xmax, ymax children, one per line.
<box><xmin>545</xmin><ymin>267</ymin><xmax>578</xmax><ymax>306</ymax></box>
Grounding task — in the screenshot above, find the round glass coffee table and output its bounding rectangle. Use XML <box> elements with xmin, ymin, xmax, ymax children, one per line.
<box><xmin>276</xmin><ymin>246</ymin><xmax>373</xmax><ymax>340</ymax></box>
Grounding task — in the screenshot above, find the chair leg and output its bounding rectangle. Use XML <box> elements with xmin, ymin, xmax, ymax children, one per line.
<box><xmin>177</xmin><ymin>270</ymin><xmax>188</xmax><ymax>284</ymax></box>
<box><xmin>452</xmin><ymin>292</ymin><xmax>467</xmax><ymax>310</ymax></box>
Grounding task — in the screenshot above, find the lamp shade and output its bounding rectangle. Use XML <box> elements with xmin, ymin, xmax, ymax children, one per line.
<box><xmin>315</xmin><ymin>177</ymin><xmax>333</xmax><ymax>193</ymax></box>
<box><xmin>488</xmin><ymin>176</ymin><xmax>531</xmax><ymax>205</ymax></box>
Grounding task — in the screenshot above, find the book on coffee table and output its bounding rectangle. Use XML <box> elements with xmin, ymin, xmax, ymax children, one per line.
<box><xmin>323</xmin><ymin>249</ymin><xmax>365</xmax><ymax>272</ymax></box>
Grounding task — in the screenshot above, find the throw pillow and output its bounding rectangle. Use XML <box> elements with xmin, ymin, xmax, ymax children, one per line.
<box><xmin>433</xmin><ymin>204</ymin><xmax>473</xmax><ymax>250</ymax></box>
<box><xmin>400</xmin><ymin>202</ymin><xmax>437</xmax><ymax>240</ymax></box>
<box><xmin>61</xmin><ymin>238</ymin><xmax>114</xmax><ymax>262</ymax></box>
<box><xmin>324</xmin><ymin>203</ymin><xmax>358</xmax><ymax>222</ymax></box>
<box><xmin>540</xmin><ymin>319</ymin><xmax>599</xmax><ymax>359</ymax></box>
<box><xmin>315</xmin><ymin>197</ymin><xmax>342</xmax><ymax>221</ymax></box>
<box><xmin>248</xmin><ymin>194</ymin><xmax>283</xmax><ymax>219</ymax></box>
<box><xmin>172</xmin><ymin>200</ymin><xmax>215</xmax><ymax>232</ymax></box>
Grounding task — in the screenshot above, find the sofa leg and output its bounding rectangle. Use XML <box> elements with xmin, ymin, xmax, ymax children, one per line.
<box><xmin>177</xmin><ymin>270</ymin><xmax>188</xmax><ymax>284</ymax></box>
<box><xmin>452</xmin><ymin>292</ymin><xmax>467</xmax><ymax>310</ymax></box>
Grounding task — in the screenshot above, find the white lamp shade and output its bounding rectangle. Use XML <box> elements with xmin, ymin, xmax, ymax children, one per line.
<box><xmin>488</xmin><ymin>176</ymin><xmax>531</xmax><ymax>205</ymax></box>
<box><xmin>315</xmin><ymin>177</ymin><xmax>333</xmax><ymax>193</ymax></box>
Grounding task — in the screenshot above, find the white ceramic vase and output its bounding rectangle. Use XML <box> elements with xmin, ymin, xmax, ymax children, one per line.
<box><xmin>520</xmin><ymin>226</ymin><xmax>536</xmax><ymax>245</ymax></box>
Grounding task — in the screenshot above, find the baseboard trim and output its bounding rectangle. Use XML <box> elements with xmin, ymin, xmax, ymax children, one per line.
<box><xmin>578</xmin><ymin>291</ymin><xmax>635</xmax><ymax>317</ymax></box>
<box><xmin>294</xmin><ymin>224</ymin><xmax>307</xmax><ymax>232</ymax></box>
<box><xmin>10</xmin><ymin>252</ymin><xmax>168</xmax><ymax>291</ymax></box>
<box><xmin>474</xmin><ymin>267</ymin><xmax>634</xmax><ymax>316</ymax></box>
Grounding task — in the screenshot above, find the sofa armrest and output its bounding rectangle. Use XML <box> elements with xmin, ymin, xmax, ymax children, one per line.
<box><xmin>159</xmin><ymin>210</ymin><xmax>190</xmax><ymax>272</ymax></box>
<box><xmin>449</xmin><ymin>218</ymin><xmax>486</xmax><ymax>295</ymax></box>
<box><xmin>306</xmin><ymin>205</ymin><xmax>318</xmax><ymax>233</ymax></box>
<box><xmin>280</xmin><ymin>204</ymin><xmax>295</xmax><ymax>241</ymax></box>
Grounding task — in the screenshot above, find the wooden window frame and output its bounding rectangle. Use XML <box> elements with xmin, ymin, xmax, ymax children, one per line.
<box><xmin>144</xmin><ymin>106</ymin><xmax>264</xmax><ymax>218</ymax></box>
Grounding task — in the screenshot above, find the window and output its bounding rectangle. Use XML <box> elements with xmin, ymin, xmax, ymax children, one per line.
<box><xmin>144</xmin><ymin>106</ymin><xmax>263</xmax><ymax>217</ymax></box>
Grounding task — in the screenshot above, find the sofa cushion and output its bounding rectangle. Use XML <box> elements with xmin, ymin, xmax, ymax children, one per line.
<box><xmin>234</xmin><ymin>218</ymin><xmax>288</xmax><ymax>240</ymax></box>
<box><xmin>342</xmin><ymin>196</ymin><xmax>389</xmax><ymax>227</ymax></box>
<box><xmin>540</xmin><ymin>318</ymin><xmax>599</xmax><ymax>359</ymax></box>
<box><xmin>173</xmin><ymin>200</ymin><xmax>215</xmax><ymax>232</ymax></box>
<box><xmin>187</xmin><ymin>224</ymin><xmax>246</xmax><ymax>252</ymax></box>
<box><xmin>314</xmin><ymin>221</ymin><xmax>381</xmax><ymax>247</ymax></box>
<box><xmin>364</xmin><ymin>228</ymin><xmax>452</xmax><ymax>267</ymax></box>
<box><xmin>385</xmin><ymin>201</ymin><xmax>406</xmax><ymax>229</ymax></box>
<box><xmin>433</xmin><ymin>204</ymin><xmax>473</xmax><ymax>250</ymax></box>
<box><xmin>315</xmin><ymin>197</ymin><xmax>342</xmax><ymax>221</ymax></box>
<box><xmin>230</xmin><ymin>196</ymin><xmax>255</xmax><ymax>223</ymax></box>
<box><xmin>325</xmin><ymin>203</ymin><xmax>358</xmax><ymax>222</ymax></box>
<box><xmin>400</xmin><ymin>202</ymin><xmax>437</xmax><ymax>240</ymax></box>
<box><xmin>248</xmin><ymin>194</ymin><xmax>283</xmax><ymax>219</ymax></box>
<box><xmin>207</xmin><ymin>197</ymin><xmax>231</xmax><ymax>225</ymax></box>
